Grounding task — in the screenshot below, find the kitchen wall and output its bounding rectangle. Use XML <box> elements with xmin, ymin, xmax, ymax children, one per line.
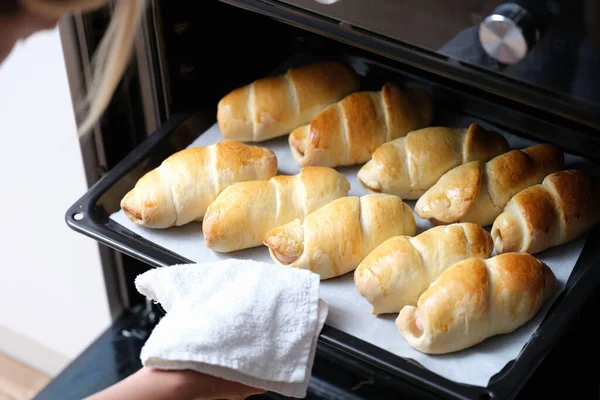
<box><xmin>0</xmin><ymin>27</ymin><xmax>111</xmax><ymax>376</ymax></box>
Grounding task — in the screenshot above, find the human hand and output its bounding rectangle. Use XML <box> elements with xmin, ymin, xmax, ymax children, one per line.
<box><xmin>85</xmin><ymin>367</ymin><xmax>266</xmax><ymax>400</ymax></box>
<box><xmin>180</xmin><ymin>368</ymin><xmax>267</xmax><ymax>400</ymax></box>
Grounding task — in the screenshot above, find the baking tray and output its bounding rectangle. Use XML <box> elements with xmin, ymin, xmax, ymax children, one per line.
<box><xmin>66</xmin><ymin>52</ymin><xmax>600</xmax><ymax>400</ymax></box>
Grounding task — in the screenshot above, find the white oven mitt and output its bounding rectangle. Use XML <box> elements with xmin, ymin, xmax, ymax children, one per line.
<box><xmin>134</xmin><ymin>259</ymin><xmax>328</xmax><ymax>398</ymax></box>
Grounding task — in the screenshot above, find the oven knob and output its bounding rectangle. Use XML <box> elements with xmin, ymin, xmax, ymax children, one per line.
<box><xmin>478</xmin><ymin>3</ymin><xmax>540</xmax><ymax>65</ymax></box>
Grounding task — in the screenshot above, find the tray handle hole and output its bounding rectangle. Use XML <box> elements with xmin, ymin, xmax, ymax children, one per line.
<box><xmin>73</xmin><ymin>213</ymin><xmax>84</xmax><ymax>221</ymax></box>
<box><xmin>480</xmin><ymin>392</ymin><xmax>493</xmax><ymax>400</ymax></box>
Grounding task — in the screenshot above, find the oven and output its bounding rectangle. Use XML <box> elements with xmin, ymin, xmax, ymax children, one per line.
<box><xmin>35</xmin><ymin>1</ymin><xmax>600</xmax><ymax>399</ymax></box>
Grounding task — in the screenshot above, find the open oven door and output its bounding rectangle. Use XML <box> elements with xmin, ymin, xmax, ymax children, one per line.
<box><xmin>33</xmin><ymin>306</ymin><xmax>156</xmax><ymax>400</ymax></box>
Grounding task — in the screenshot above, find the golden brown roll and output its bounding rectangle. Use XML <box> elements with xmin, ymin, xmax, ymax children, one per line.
<box><xmin>397</xmin><ymin>253</ymin><xmax>557</xmax><ymax>354</ymax></box>
<box><xmin>217</xmin><ymin>61</ymin><xmax>360</xmax><ymax>142</ymax></box>
<box><xmin>492</xmin><ymin>169</ymin><xmax>600</xmax><ymax>254</ymax></box>
<box><xmin>288</xmin><ymin>82</ymin><xmax>433</xmax><ymax>168</ymax></box>
<box><xmin>354</xmin><ymin>223</ymin><xmax>493</xmax><ymax>315</ymax></box>
<box><xmin>203</xmin><ymin>167</ymin><xmax>350</xmax><ymax>252</ymax></box>
<box><xmin>415</xmin><ymin>143</ymin><xmax>564</xmax><ymax>227</ymax></box>
<box><xmin>357</xmin><ymin>123</ymin><xmax>509</xmax><ymax>199</ymax></box>
<box><xmin>263</xmin><ymin>194</ymin><xmax>417</xmax><ymax>280</ymax></box>
<box><xmin>120</xmin><ymin>141</ymin><xmax>277</xmax><ymax>228</ymax></box>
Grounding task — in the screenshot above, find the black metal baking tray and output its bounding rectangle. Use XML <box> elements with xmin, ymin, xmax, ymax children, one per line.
<box><xmin>66</xmin><ymin>51</ymin><xmax>600</xmax><ymax>400</ymax></box>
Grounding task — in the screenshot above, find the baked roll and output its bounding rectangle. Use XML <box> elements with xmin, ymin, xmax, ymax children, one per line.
<box><xmin>492</xmin><ymin>169</ymin><xmax>600</xmax><ymax>255</ymax></box>
<box><xmin>354</xmin><ymin>223</ymin><xmax>493</xmax><ymax>315</ymax></box>
<box><xmin>203</xmin><ymin>166</ymin><xmax>350</xmax><ymax>252</ymax></box>
<box><xmin>217</xmin><ymin>61</ymin><xmax>360</xmax><ymax>142</ymax></box>
<box><xmin>357</xmin><ymin>123</ymin><xmax>509</xmax><ymax>199</ymax></box>
<box><xmin>288</xmin><ymin>82</ymin><xmax>433</xmax><ymax>168</ymax></box>
<box><xmin>397</xmin><ymin>253</ymin><xmax>557</xmax><ymax>354</ymax></box>
<box><xmin>263</xmin><ymin>194</ymin><xmax>417</xmax><ymax>280</ymax></box>
<box><xmin>121</xmin><ymin>141</ymin><xmax>277</xmax><ymax>229</ymax></box>
<box><xmin>415</xmin><ymin>143</ymin><xmax>564</xmax><ymax>227</ymax></box>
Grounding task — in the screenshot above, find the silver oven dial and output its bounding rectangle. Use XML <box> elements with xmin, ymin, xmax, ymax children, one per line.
<box><xmin>478</xmin><ymin>3</ymin><xmax>539</xmax><ymax>65</ymax></box>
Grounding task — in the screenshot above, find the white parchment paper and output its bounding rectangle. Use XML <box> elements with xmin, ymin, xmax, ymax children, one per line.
<box><xmin>110</xmin><ymin>114</ymin><xmax>591</xmax><ymax>387</ymax></box>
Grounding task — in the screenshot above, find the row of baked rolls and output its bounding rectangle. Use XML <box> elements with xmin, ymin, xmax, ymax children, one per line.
<box><xmin>354</xmin><ymin>223</ymin><xmax>494</xmax><ymax>315</ymax></box>
<box><xmin>288</xmin><ymin>82</ymin><xmax>434</xmax><ymax>168</ymax></box>
<box><xmin>263</xmin><ymin>194</ymin><xmax>417</xmax><ymax>280</ymax></box>
<box><xmin>120</xmin><ymin>141</ymin><xmax>278</xmax><ymax>229</ymax></box>
<box><xmin>357</xmin><ymin>123</ymin><xmax>510</xmax><ymax>199</ymax></box>
<box><xmin>492</xmin><ymin>169</ymin><xmax>600</xmax><ymax>255</ymax></box>
<box><xmin>203</xmin><ymin>166</ymin><xmax>351</xmax><ymax>252</ymax></box>
<box><xmin>415</xmin><ymin>143</ymin><xmax>565</xmax><ymax>227</ymax></box>
<box><xmin>217</xmin><ymin>61</ymin><xmax>360</xmax><ymax>142</ymax></box>
<box><xmin>397</xmin><ymin>253</ymin><xmax>557</xmax><ymax>354</ymax></box>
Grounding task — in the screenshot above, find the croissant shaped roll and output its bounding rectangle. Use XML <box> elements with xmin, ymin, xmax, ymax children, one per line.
<box><xmin>289</xmin><ymin>82</ymin><xmax>433</xmax><ymax>168</ymax></box>
<box><xmin>354</xmin><ymin>223</ymin><xmax>493</xmax><ymax>315</ymax></box>
<box><xmin>217</xmin><ymin>61</ymin><xmax>360</xmax><ymax>142</ymax></box>
<box><xmin>397</xmin><ymin>253</ymin><xmax>557</xmax><ymax>354</ymax></box>
<box><xmin>358</xmin><ymin>123</ymin><xmax>509</xmax><ymax>199</ymax></box>
<box><xmin>415</xmin><ymin>143</ymin><xmax>564</xmax><ymax>227</ymax></box>
<box><xmin>121</xmin><ymin>141</ymin><xmax>277</xmax><ymax>229</ymax></box>
<box><xmin>203</xmin><ymin>166</ymin><xmax>350</xmax><ymax>252</ymax></box>
<box><xmin>263</xmin><ymin>194</ymin><xmax>417</xmax><ymax>280</ymax></box>
<box><xmin>492</xmin><ymin>169</ymin><xmax>600</xmax><ymax>255</ymax></box>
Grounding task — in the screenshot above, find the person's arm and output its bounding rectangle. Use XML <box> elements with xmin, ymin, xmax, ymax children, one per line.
<box><xmin>84</xmin><ymin>367</ymin><xmax>266</xmax><ymax>400</ymax></box>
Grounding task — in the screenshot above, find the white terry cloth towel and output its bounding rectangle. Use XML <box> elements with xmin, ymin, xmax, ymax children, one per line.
<box><xmin>135</xmin><ymin>259</ymin><xmax>329</xmax><ymax>398</ymax></box>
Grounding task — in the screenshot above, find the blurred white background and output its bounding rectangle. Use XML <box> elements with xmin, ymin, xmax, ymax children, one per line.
<box><xmin>0</xmin><ymin>26</ymin><xmax>110</xmax><ymax>377</ymax></box>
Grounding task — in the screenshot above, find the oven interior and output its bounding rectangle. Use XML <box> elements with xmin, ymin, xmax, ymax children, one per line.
<box><xmin>158</xmin><ymin>1</ymin><xmax>600</xmax><ymax>156</ymax></box>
